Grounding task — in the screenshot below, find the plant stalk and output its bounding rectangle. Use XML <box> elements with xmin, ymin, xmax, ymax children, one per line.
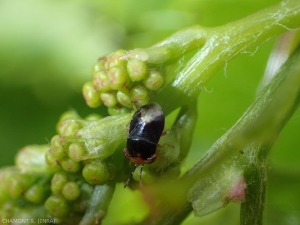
<box><xmin>140</xmin><ymin>42</ymin><xmax>300</xmax><ymax>225</ymax></box>
<box><xmin>152</xmin><ymin>0</ymin><xmax>300</xmax><ymax>114</ymax></box>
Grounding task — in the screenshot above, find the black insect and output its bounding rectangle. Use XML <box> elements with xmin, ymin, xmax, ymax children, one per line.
<box><xmin>123</xmin><ymin>103</ymin><xmax>165</xmax><ymax>188</ymax></box>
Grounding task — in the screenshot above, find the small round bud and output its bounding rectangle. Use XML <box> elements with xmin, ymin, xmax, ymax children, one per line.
<box><xmin>8</xmin><ymin>177</ymin><xmax>26</xmax><ymax>198</ymax></box>
<box><xmin>68</xmin><ymin>143</ymin><xmax>85</xmax><ymax>163</ymax></box>
<box><xmin>127</xmin><ymin>59</ymin><xmax>148</xmax><ymax>82</ymax></box>
<box><xmin>107</xmin><ymin>66</ymin><xmax>128</xmax><ymax>90</ymax></box>
<box><xmin>107</xmin><ymin>105</ymin><xmax>130</xmax><ymax>115</ymax></box>
<box><xmin>105</xmin><ymin>49</ymin><xmax>127</xmax><ymax>68</ymax></box>
<box><xmin>117</xmin><ymin>89</ymin><xmax>132</xmax><ymax>108</ymax></box>
<box><xmin>49</xmin><ymin>148</ymin><xmax>66</xmax><ymax>161</ymax></box>
<box><xmin>25</xmin><ymin>183</ymin><xmax>46</xmax><ymax>203</ymax></box>
<box><xmin>51</xmin><ymin>135</ymin><xmax>64</xmax><ymax>150</ymax></box>
<box><xmin>118</xmin><ymin>77</ymin><xmax>134</xmax><ymax>93</ymax></box>
<box><xmin>93</xmin><ymin>70</ymin><xmax>111</xmax><ymax>92</ymax></box>
<box><xmin>50</xmin><ymin>136</ymin><xmax>68</xmax><ymax>159</ymax></box>
<box><xmin>92</xmin><ymin>59</ymin><xmax>105</xmax><ymax>74</ymax></box>
<box><xmin>56</xmin><ymin>112</ymin><xmax>80</xmax><ymax>139</ymax></box>
<box><xmin>57</xmin><ymin>111</ymin><xmax>79</xmax><ymax>124</ymax></box>
<box><xmin>143</xmin><ymin>70</ymin><xmax>164</xmax><ymax>90</ymax></box>
<box><xmin>62</xmin><ymin>181</ymin><xmax>80</xmax><ymax>201</ymax></box>
<box><xmin>82</xmin><ymin>81</ymin><xmax>102</xmax><ymax>108</ymax></box>
<box><xmin>57</xmin><ymin>120</ymin><xmax>82</xmax><ymax>137</ymax></box>
<box><xmin>61</xmin><ymin>157</ymin><xmax>81</xmax><ymax>173</ymax></box>
<box><xmin>82</xmin><ymin>161</ymin><xmax>109</xmax><ymax>185</ymax></box>
<box><xmin>45</xmin><ymin>195</ymin><xmax>69</xmax><ymax>218</ymax></box>
<box><xmin>85</xmin><ymin>113</ymin><xmax>103</xmax><ymax>121</ymax></box>
<box><xmin>130</xmin><ymin>85</ymin><xmax>150</xmax><ymax>107</ymax></box>
<box><xmin>45</xmin><ymin>150</ymin><xmax>62</xmax><ymax>172</ymax></box>
<box><xmin>100</xmin><ymin>92</ymin><xmax>118</xmax><ymax>107</ymax></box>
<box><xmin>51</xmin><ymin>171</ymin><xmax>68</xmax><ymax>194</ymax></box>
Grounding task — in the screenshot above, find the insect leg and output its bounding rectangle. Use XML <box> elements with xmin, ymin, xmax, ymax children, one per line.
<box><xmin>139</xmin><ymin>164</ymin><xmax>144</xmax><ymax>187</ymax></box>
<box><xmin>124</xmin><ymin>164</ymin><xmax>137</xmax><ymax>188</ymax></box>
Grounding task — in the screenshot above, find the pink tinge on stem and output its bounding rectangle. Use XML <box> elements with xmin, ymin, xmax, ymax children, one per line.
<box><xmin>224</xmin><ymin>176</ymin><xmax>247</xmax><ymax>203</ymax></box>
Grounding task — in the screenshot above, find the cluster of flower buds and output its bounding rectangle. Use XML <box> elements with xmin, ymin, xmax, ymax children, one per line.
<box><xmin>41</xmin><ymin>111</ymin><xmax>113</xmax><ymax>219</ymax></box>
<box><xmin>44</xmin><ymin>171</ymin><xmax>94</xmax><ymax>219</ymax></box>
<box><xmin>0</xmin><ymin>48</ymin><xmax>197</xmax><ymax>221</ymax></box>
<box><xmin>83</xmin><ymin>49</ymin><xmax>165</xmax><ymax>115</ymax></box>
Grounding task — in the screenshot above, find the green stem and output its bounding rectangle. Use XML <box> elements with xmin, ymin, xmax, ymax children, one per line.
<box><xmin>240</xmin><ymin>162</ymin><xmax>267</xmax><ymax>225</ymax></box>
<box><xmin>151</xmin><ymin>0</ymin><xmax>300</xmax><ymax>114</ymax></box>
<box><xmin>79</xmin><ymin>181</ymin><xmax>116</xmax><ymax>225</ymax></box>
<box><xmin>140</xmin><ymin>42</ymin><xmax>300</xmax><ymax>225</ymax></box>
<box><xmin>125</xmin><ymin>26</ymin><xmax>207</xmax><ymax>64</ymax></box>
<box><xmin>240</xmin><ymin>32</ymin><xmax>300</xmax><ymax>225</ymax></box>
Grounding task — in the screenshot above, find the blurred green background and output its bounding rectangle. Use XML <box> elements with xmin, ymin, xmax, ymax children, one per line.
<box><xmin>1</xmin><ymin>0</ymin><xmax>300</xmax><ymax>224</ymax></box>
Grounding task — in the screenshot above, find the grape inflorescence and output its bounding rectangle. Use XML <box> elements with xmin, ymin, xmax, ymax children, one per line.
<box><xmin>0</xmin><ymin>49</ymin><xmax>184</xmax><ymax>222</ymax></box>
<box><xmin>83</xmin><ymin>49</ymin><xmax>165</xmax><ymax>114</ymax></box>
<box><xmin>40</xmin><ymin>49</ymin><xmax>167</xmax><ymax>219</ymax></box>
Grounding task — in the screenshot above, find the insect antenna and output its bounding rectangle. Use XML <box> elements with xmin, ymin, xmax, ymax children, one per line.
<box><xmin>124</xmin><ymin>164</ymin><xmax>137</xmax><ymax>188</ymax></box>
<box><xmin>139</xmin><ymin>164</ymin><xmax>144</xmax><ymax>187</ymax></box>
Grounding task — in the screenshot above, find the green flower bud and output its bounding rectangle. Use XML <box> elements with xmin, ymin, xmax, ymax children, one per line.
<box><xmin>57</xmin><ymin>111</ymin><xmax>80</xmax><ymax>124</ymax></box>
<box><xmin>8</xmin><ymin>178</ymin><xmax>25</xmax><ymax>198</ymax></box>
<box><xmin>117</xmin><ymin>89</ymin><xmax>132</xmax><ymax>108</ymax></box>
<box><xmin>45</xmin><ymin>150</ymin><xmax>62</xmax><ymax>172</ymax></box>
<box><xmin>105</xmin><ymin>49</ymin><xmax>127</xmax><ymax>68</ymax></box>
<box><xmin>107</xmin><ymin>66</ymin><xmax>128</xmax><ymax>90</ymax></box>
<box><xmin>130</xmin><ymin>85</ymin><xmax>150</xmax><ymax>107</ymax></box>
<box><xmin>133</xmin><ymin>165</ymin><xmax>156</xmax><ymax>184</ymax></box>
<box><xmin>62</xmin><ymin>181</ymin><xmax>80</xmax><ymax>201</ymax></box>
<box><xmin>82</xmin><ymin>81</ymin><xmax>102</xmax><ymax>108</ymax></box>
<box><xmin>85</xmin><ymin>113</ymin><xmax>103</xmax><ymax>121</ymax></box>
<box><xmin>92</xmin><ymin>59</ymin><xmax>106</xmax><ymax>74</ymax></box>
<box><xmin>61</xmin><ymin>157</ymin><xmax>81</xmax><ymax>173</ymax></box>
<box><xmin>107</xmin><ymin>105</ymin><xmax>131</xmax><ymax>115</ymax></box>
<box><xmin>82</xmin><ymin>161</ymin><xmax>109</xmax><ymax>185</ymax></box>
<box><xmin>143</xmin><ymin>70</ymin><xmax>164</xmax><ymax>90</ymax></box>
<box><xmin>51</xmin><ymin>171</ymin><xmax>68</xmax><ymax>194</ymax></box>
<box><xmin>45</xmin><ymin>195</ymin><xmax>69</xmax><ymax>218</ymax></box>
<box><xmin>100</xmin><ymin>92</ymin><xmax>118</xmax><ymax>107</ymax></box>
<box><xmin>118</xmin><ymin>77</ymin><xmax>134</xmax><ymax>93</ymax></box>
<box><xmin>57</xmin><ymin>120</ymin><xmax>82</xmax><ymax>137</ymax></box>
<box><xmin>93</xmin><ymin>70</ymin><xmax>111</xmax><ymax>92</ymax></box>
<box><xmin>51</xmin><ymin>135</ymin><xmax>63</xmax><ymax>149</ymax></box>
<box><xmin>8</xmin><ymin>178</ymin><xmax>23</xmax><ymax>198</ymax></box>
<box><xmin>127</xmin><ymin>59</ymin><xmax>148</xmax><ymax>82</ymax></box>
<box><xmin>25</xmin><ymin>183</ymin><xmax>46</xmax><ymax>203</ymax></box>
<box><xmin>50</xmin><ymin>148</ymin><xmax>66</xmax><ymax>161</ymax></box>
<box><xmin>68</xmin><ymin>143</ymin><xmax>86</xmax><ymax>162</ymax></box>
<box><xmin>1</xmin><ymin>169</ymin><xmax>35</xmax><ymax>198</ymax></box>
<box><xmin>15</xmin><ymin>145</ymin><xmax>51</xmax><ymax>173</ymax></box>
<box><xmin>50</xmin><ymin>135</ymin><xmax>64</xmax><ymax>149</ymax></box>
<box><xmin>50</xmin><ymin>136</ymin><xmax>66</xmax><ymax>160</ymax></box>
